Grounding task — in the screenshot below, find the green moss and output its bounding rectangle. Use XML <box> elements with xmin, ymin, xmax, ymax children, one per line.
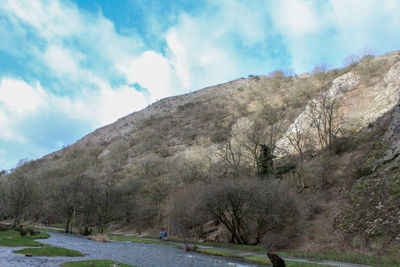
<box><xmin>61</xmin><ymin>260</ymin><xmax>135</xmax><ymax>267</ymax></box>
<box><xmin>0</xmin><ymin>230</ymin><xmax>49</xmax><ymax>247</ymax></box>
<box><xmin>13</xmin><ymin>246</ymin><xmax>83</xmax><ymax>257</ymax></box>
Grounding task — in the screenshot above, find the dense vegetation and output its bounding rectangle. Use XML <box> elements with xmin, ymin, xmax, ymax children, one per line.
<box><xmin>0</xmin><ymin>50</ymin><xmax>399</xmax><ymax>256</ymax></box>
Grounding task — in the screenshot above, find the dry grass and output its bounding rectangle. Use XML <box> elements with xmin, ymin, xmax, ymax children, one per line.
<box><xmin>87</xmin><ymin>234</ymin><xmax>109</xmax><ymax>242</ymax></box>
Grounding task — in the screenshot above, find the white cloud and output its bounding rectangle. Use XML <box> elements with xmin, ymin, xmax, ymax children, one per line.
<box><xmin>44</xmin><ymin>45</ymin><xmax>83</xmax><ymax>80</ymax></box>
<box><xmin>271</xmin><ymin>0</ymin><xmax>323</xmax><ymax>37</ymax></box>
<box><xmin>266</xmin><ymin>0</ymin><xmax>400</xmax><ymax>72</ymax></box>
<box><xmin>97</xmin><ymin>85</ymin><xmax>148</xmax><ymax>125</ymax></box>
<box><xmin>0</xmin><ymin>77</ymin><xmax>148</xmax><ymax>144</ymax></box>
<box><xmin>3</xmin><ymin>0</ymin><xmax>83</xmax><ymax>40</ymax></box>
<box><xmin>116</xmin><ymin>51</ymin><xmax>181</xmax><ymax>102</ymax></box>
<box><xmin>0</xmin><ymin>78</ymin><xmax>46</xmax><ymax>115</ymax></box>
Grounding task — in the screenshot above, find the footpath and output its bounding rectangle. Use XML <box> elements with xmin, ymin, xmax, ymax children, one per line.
<box><xmin>140</xmin><ymin>237</ymin><xmax>376</xmax><ymax>267</ymax></box>
<box><xmin>30</xmin><ymin>224</ymin><xmax>376</xmax><ymax>267</ymax></box>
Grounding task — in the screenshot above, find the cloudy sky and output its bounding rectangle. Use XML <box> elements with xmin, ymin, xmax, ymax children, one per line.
<box><xmin>0</xmin><ymin>0</ymin><xmax>399</xmax><ymax>170</ymax></box>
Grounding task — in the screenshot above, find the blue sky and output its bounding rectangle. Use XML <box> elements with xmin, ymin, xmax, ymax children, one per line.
<box><xmin>1</xmin><ymin>0</ymin><xmax>400</xmax><ymax>170</ymax></box>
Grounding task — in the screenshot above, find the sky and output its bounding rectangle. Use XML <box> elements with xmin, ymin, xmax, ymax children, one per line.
<box><xmin>0</xmin><ymin>0</ymin><xmax>400</xmax><ymax>170</ymax></box>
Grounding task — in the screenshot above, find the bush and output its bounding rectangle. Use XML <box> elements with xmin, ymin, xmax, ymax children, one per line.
<box><xmin>79</xmin><ymin>227</ymin><xmax>92</xmax><ymax>236</ymax></box>
<box><xmin>169</xmin><ymin>179</ymin><xmax>300</xmax><ymax>246</ymax></box>
<box><xmin>351</xmin><ymin>159</ymin><xmax>373</xmax><ymax>180</ymax></box>
<box><xmin>0</xmin><ymin>223</ymin><xmax>11</xmax><ymax>232</ymax></box>
<box><xmin>18</xmin><ymin>226</ymin><xmax>27</xmax><ymax>237</ymax></box>
<box><xmin>27</xmin><ymin>228</ymin><xmax>40</xmax><ymax>236</ymax></box>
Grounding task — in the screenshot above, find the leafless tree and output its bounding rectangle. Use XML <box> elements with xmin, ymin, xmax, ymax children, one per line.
<box><xmin>168</xmin><ymin>184</ymin><xmax>210</xmax><ymax>246</ymax></box>
<box><xmin>203</xmin><ymin>180</ymin><xmax>252</xmax><ymax>244</ymax></box>
<box><xmin>144</xmin><ymin>177</ymin><xmax>171</xmax><ymax>228</ymax></box>
<box><xmin>312</xmin><ymin>62</ymin><xmax>329</xmax><ymax>88</ymax></box>
<box><xmin>285</xmin><ymin>121</ymin><xmax>314</xmax><ymax>189</ymax></box>
<box><xmin>56</xmin><ymin>175</ymin><xmax>83</xmax><ymax>233</ymax></box>
<box><xmin>307</xmin><ymin>94</ymin><xmax>342</xmax><ymax>185</ymax></box>
<box><xmin>200</xmin><ymin>179</ymin><xmax>299</xmax><ymax>245</ymax></box>
<box><xmin>6</xmin><ymin>172</ymin><xmax>35</xmax><ymax>227</ymax></box>
<box><xmin>97</xmin><ymin>169</ymin><xmax>120</xmax><ymax>233</ymax></box>
<box><xmin>214</xmin><ymin>131</ymin><xmax>243</xmax><ymax>178</ymax></box>
<box><xmin>78</xmin><ymin>174</ymin><xmax>99</xmax><ymax>235</ymax></box>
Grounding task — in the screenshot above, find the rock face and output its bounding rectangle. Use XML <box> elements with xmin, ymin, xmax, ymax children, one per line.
<box><xmin>381</xmin><ymin>96</ymin><xmax>400</xmax><ymax>164</ymax></box>
<box><xmin>277</xmin><ymin>55</ymin><xmax>400</xmax><ymax>155</ymax></box>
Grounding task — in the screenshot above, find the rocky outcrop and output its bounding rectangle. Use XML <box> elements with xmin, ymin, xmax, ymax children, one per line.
<box><xmin>277</xmin><ymin>57</ymin><xmax>400</xmax><ymax>156</ymax></box>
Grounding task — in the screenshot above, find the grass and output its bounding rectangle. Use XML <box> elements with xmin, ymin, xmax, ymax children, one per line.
<box><xmin>279</xmin><ymin>251</ymin><xmax>400</xmax><ymax>267</ymax></box>
<box><xmin>285</xmin><ymin>261</ymin><xmax>333</xmax><ymax>267</ymax></box>
<box><xmin>0</xmin><ymin>230</ymin><xmax>49</xmax><ymax>247</ymax></box>
<box><xmin>61</xmin><ymin>259</ymin><xmax>135</xmax><ymax>267</ymax></box>
<box><xmin>147</xmin><ymin>235</ymin><xmax>265</xmax><ymax>252</ymax></box>
<box><xmin>195</xmin><ymin>241</ymin><xmax>264</xmax><ymax>253</ymax></box>
<box><xmin>197</xmin><ymin>248</ymin><xmax>240</xmax><ymax>258</ymax></box>
<box><xmin>244</xmin><ymin>256</ymin><xmax>271</xmax><ymax>265</ymax></box>
<box><xmin>33</xmin><ymin>225</ymin><xmax>65</xmax><ymax>233</ymax></box>
<box><xmin>243</xmin><ymin>256</ymin><xmax>338</xmax><ymax>267</ymax></box>
<box><xmin>13</xmin><ymin>246</ymin><xmax>84</xmax><ymax>257</ymax></box>
<box><xmin>108</xmin><ymin>234</ymin><xmax>180</xmax><ymax>248</ymax></box>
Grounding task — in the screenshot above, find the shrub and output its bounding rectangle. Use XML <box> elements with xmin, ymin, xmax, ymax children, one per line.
<box><xmin>18</xmin><ymin>226</ymin><xmax>27</xmax><ymax>237</ymax></box>
<box><xmin>28</xmin><ymin>228</ymin><xmax>40</xmax><ymax>236</ymax></box>
<box><xmin>169</xmin><ymin>179</ymin><xmax>300</xmax><ymax>246</ymax></box>
<box><xmin>0</xmin><ymin>223</ymin><xmax>11</xmax><ymax>232</ymax></box>
<box><xmin>350</xmin><ymin>159</ymin><xmax>373</xmax><ymax>180</ymax></box>
<box><xmin>79</xmin><ymin>227</ymin><xmax>92</xmax><ymax>236</ymax></box>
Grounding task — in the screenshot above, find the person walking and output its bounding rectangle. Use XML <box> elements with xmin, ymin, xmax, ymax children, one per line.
<box><xmin>163</xmin><ymin>231</ymin><xmax>168</xmax><ymax>241</ymax></box>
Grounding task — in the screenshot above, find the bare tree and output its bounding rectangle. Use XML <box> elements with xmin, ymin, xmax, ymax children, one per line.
<box><xmin>312</xmin><ymin>62</ymin><xmax>329</xmax><ymax>88</ymax></box>
<box><xmin>232</xmin><ymin>118</ymin><xmax>266</xmax><ymax>177</ymax></box>
<box><xmin>168</xmin><ymin>184</ymin><xmax>210</xmax><ymax>247</ymax></box>
<box><xmin>7</xmin><ymin>172</ymin><xmax>35</xmax><ymax>227</ymax></box>
<box><xmin>80</xmin><ymin>175</ymin><xmax>99</xmax><ymax>235</ymax></box>
<box><xmin>285</xmin><ymin>121</ymin><xmax>314</xmax><ymax>189</ymax></box>
<box><xmin>307</xmin><ymin>94</ymin><xmax>342</xmax><ymax>185</ymax></box>
<box><xmin>56</xmin><ymin>175</ymin><xmax>83</xmax><ymax>233</ymax></box>
<box><xmin>97</xmin><ymin>170</ymin><xmax>120</xmax><ymax>233</ymax></box>
<box><xmin>203</xmin><ymin>180</ymin><xmax>252</xmax><ymax>244</ymax></box>
<box><xmin>144</xmin><ymin>177</ymin><xmax>171</xmax><ymax>228</ymax></box>
<box><xmin>214</xmin><ymin>131</ymin><xmax>243</xmax><ymax>178</ymax></box>
<box><xmin>251</xmin><ymin>180</ymin><xmax>299</xmax><ymax>246</ymax></box>
<box><xmin>199</xmin><ymin>179</ymin><xmax>299</xmax><ymax>245</ymax></box>
<box><xmin>259</xmin><ymin>103</ymin><xmax>285</xmax><ymax>155</ymax></box>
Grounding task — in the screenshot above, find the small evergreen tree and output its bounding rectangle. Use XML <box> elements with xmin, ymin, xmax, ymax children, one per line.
<box><xmin>257</xmin><ymin>144</ymin><xmax>274</xmax><ymax>179</ymax></box>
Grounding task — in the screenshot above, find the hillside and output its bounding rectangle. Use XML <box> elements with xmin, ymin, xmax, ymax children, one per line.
<box><xmin>1</xmin><ymin>50</ymin><xmax>399</xmax><ymax>256</ymax></box>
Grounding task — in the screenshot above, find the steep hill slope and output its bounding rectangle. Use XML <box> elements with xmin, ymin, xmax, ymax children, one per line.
<box><xmin>1</xmin><ymin>50</ymin><xmax>399</xmax><ymax>255</ymax></box>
